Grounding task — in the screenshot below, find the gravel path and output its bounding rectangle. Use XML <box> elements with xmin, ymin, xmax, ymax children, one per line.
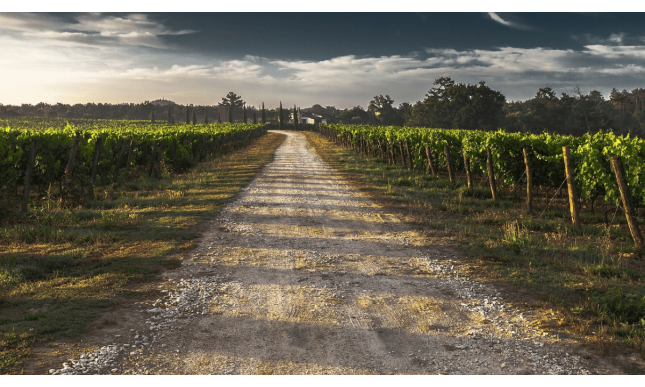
<box><xmin>49</xmin><ymin>131</ymin><xmax>619</xmax><ymax>375</ymax></box>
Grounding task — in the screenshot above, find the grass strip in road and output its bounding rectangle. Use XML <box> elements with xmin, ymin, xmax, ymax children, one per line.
<box><xmin>0</xmin><ymin>132</ymin><xmax>286</xmax><ymax>374</ymax></box>
<box><xmin>304</xmin><ymin>130</ymin><xmax>645</xmax><ymax>370</ymax></box>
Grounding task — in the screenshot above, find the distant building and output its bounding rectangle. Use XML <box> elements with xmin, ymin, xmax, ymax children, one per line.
<box><xmin>291</xmin><ymin>112</ymin><xmax>327</xmax><ymax>125</ymax></box>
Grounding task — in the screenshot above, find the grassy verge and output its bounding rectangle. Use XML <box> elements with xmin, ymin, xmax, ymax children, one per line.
<box><xmin>0</xmin><ymin>132</ymin><xmax>286</xmax><ymax>374</ymax></box>
<box><xmin>304</xmin><ymin>131</ymin><xmax>645</xmax><ymax>367</ymax></box>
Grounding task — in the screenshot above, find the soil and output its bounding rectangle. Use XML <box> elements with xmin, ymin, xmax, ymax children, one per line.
<box><xmin>27</xmin><ymin>130</ymin><xmax>645</xmax><ymax>375</ymax></box>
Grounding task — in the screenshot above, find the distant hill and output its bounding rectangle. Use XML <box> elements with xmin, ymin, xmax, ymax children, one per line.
<box><xmin>150</xmin><ymin>98</ymin><xmax>175</xmax><ymax>106</ymax></box>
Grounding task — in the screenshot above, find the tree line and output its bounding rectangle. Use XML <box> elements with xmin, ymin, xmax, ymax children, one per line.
<box><xmin>3</xmin><ymin>80</ymin><xmax>645</xmax><ymax>136</ymax></box>
<box><xmin>339</xmin><ymin>77</ymin><xmax>645</xmax><ymax>137</ymax></box>
<box><xmin>0</xmin><ymin>92</ymin><xmax>272</xmax><ymax>125</ymax></box>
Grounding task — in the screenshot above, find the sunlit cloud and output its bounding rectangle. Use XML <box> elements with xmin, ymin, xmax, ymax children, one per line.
<box><xmin>487</xmin><ymin>13</ymin><xmax>533</xmax><ymax>30</ymax></box>
<box><xmin>583</xmin><ymin>44</ymin><xmax>645</xmax><ymax>59</ymax></box>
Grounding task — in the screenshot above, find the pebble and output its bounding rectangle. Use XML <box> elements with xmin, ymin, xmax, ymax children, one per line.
<box><xmin>50</xmin><ymin>345</ymin><xmax>121</xmax><ymax>375</ymax></box>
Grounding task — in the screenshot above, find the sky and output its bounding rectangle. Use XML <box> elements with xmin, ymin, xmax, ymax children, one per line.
<box><xmin>2</xmin><ymin>10</ymin><xmax>645</xmax><ymax>109</ymax></box>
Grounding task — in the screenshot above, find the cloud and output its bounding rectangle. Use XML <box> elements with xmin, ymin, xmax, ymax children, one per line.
<box><xmin>583</xmin><ymin>44</ymin><xmax>645</xmax><ymax>59</ymax></box>
<box><xmin>0</xmin><ymin>13</ymin><xmax>195</xmax><ymax>48</ymax></box>
<box><xmin>488</xmin><ymin>13</ymin><xmax>533</xmax><ymax>30</ymax></box>
<box><xmin>572</xmin><ymin>32</ymin><xmax>643</xmax><ymax>47</ymax></box>
<box><xmin>2</xmin><ymin>18</ymin><xmax>645</xmax><ymax>108</ymax></box>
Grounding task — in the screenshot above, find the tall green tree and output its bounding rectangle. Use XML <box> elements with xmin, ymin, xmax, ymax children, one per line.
<box><xmin>396</xmin><ymin>102</ymin><xmax>413</xmax><ymax>125</ymax></box>
<box><xmin>279</xmin><ymin>101</ymin><xmax>284</xmax><ymax>129</ymax></box>
<box><xmin>261</xmin><ymin>102</ymin><xmax>266</xmax><ymax>124</ymax></box>
<box><xmin>611</xmin><ymin>88</ymin><xmax>630</xmax><ymax>132</ymax></box>
<box><xmin>407</xmin><ymin>77</ymin><xmax>506</xmax><ymax>131</ymax></box>
<box><xmin>293</xmin><ymin>104</ymin><xmax>297</xmax><ymax>130</ymax></box>
<box><xmin>204</xmin><ymin>111</ymin><xmax>208</xmax><ymax>124</ymax></box>
<box><xmin>339</xmin><ymin>106</ymin><xmax>370</xmax><ymax>124</ymax></box>
<box><xmin>192</xmin><ymin>110</ymin><xmax>197</xmax><ymax>125</ymax></box>
<box><xmin>253</xmin><ymin>109</ymin><xmax>257</xmax><ymax>124</ymax></box>
<box><xmin>243</xmin><ymin>104</ymin><xmax>247</xmax><ymax>123</ymax></box>
<box><xmin>167</xmin><ymin>106</ymin><xmax>172</xmax><ymax>124</ymax></box>
<box><xmin>221</xmin><ymin>92</ymin><xmax>244</xmax><ymax>123</ymax></box>
<box><xmin>368</xmin><ymin>95</ymin><xmax>396</xmax><ymax>125</ymax></box>
<box><xmin>150</xmin><ymin>105</ymin><xmax>155</xmax><ymax>123</ymax></box>
<box><xmin>185</xmin><ymin>106</ymin><xmax>190</xmax><ymax>124</ymax></box>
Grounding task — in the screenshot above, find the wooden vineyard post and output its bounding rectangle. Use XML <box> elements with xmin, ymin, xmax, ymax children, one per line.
<box><xmin>21</xmin><ymin>139</ymin><xmax>38</xmax><ymax>213</ymax></box>
<box><xmin>124</xmin><ymin>139</ymin><xmax>135</xmax><ymax>180</ymax></box>
<box><xmin>610</xmin><ymin>156</ymin><xmax>644</xmax><ymax>250</ymax></box>
<box><xmin>377</xmin><ymin>138</ymin><xmax>384</xmax><ymax>159</ymax></box>
<box><xmin>462</xmin><ymin>149</ymin><xmax>473</xmax><ymax>190</ymax></box>
<box><xmin>425</xmin><ymin>146</ymin><xmax>436</xmax><ymax>177</ymax></box>
<box><xmin>64</xmin><ymin>133</ymin><xmax>82</xmax><ymax>183</ymax></box>
<box><xmin>404</xmin><ymin>141</ymin><xmax>413</xmax><ymax>172</ymax></box>
<box><xmin>208</xmin><ymin>137</ymin><xmax>214</xmax><ymax>159</ymax></box>
<box><xmin>148</xmin><ymin>141</ymin><xmax>159</xmax><ymax>177</ymax></box>
<box><xmin>523</xmin><ymin>148</ymin><xmax>533</xmax><ymax>214</ymax></box>
<box><xmin>398</xmin><ymin>142</ymin><xmax>406</xmax><ymax>167</ymax></box>
<box><xmin>158</xmin><ymin>139</ymin><xmax>165</xmax><ymax>170</ymax></box>
<box><xmin>444</xmin><ymin>146</ymin><xmax>454</xmax><ymax>184</ymax></box>
<box><xmin>113</xmin><ymin>139</ymin><xmax>129</xmax><ymax>182</ymax></box>
<box><xmin>90</xmin><ymin>137</ymin><xmax>103</xmax><ymax>185</ymax></box>
<box><xmin>187</xmin><ymin>138</ymin><xmax>194</xmax><ymax>161</ymax></box>
<box><xmin>562</xmin><ymin>146</ymin><xmax>581</xmax><ymax>230</ymax></box>
<box><xmin>486</xmin><ymin>146</ymin><xmax>498</xmax><ymax>200</ymax></box>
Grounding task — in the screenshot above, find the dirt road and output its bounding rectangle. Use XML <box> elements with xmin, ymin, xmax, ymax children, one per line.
<box><xmin>47</xmin><ymin>131</ymin><xmax>624</xmax><ymax>375</ymax></box>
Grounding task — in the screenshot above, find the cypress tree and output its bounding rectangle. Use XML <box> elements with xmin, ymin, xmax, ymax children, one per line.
<box><xmin>253</xmin><ymin>109</ymin><xmax>257</xmax><ymax>124</ymax></box>
<box><xmin>243</xmin><ymin>104</ymin><xmax>247</xmax><ymax>123</ymax></box>
<box><xmin>171</xmin><ymin>116</ymin><xmax>175</xmax><ymax>125</ymax></box>
<box><xmin>192</xmin><ymin>110</ymin><xmax>197</xmax><ymax>125</ymax></box>
<box><xmin>261</xmin><ymin>102</ymin><xmax>266</xmax><ymax>124</ymax></box>
<box><xmin>293</xmin><ymin>104</ymin><xmax>297</xmax><ymax>130</ymax></box>
<box><xmin>151</xmin><ymin>105</ymin><xmax>155</xmax><ymax>123</ymax></box>
<box><xmin>185</xmin><ymin>106</ymin><xmax>190</xmax><ymax>124</ymax></box>
<box><xmin>279</xmin><ymin>102</ymin><xmax>283</xmax><ymax>129</ymax></box>
<box><xmin>204</xmin><ymin>111</ymin><xmax>208</xmax><ymax>124</ymax></box>
<box><xmin>167</xmin><ymin>106</ymin><xmax>172</xmax><ymax>124</ymax></box>
<box><xmin>298</xmin><ymin>107</ymin><xmax>301</xmax><ymax>127</ymax></box>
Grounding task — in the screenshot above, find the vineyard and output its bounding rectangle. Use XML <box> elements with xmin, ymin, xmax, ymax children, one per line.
<box><xmin>0</xmin><ymin>119</ymin><xmax>267</xmax><ymax>213</ymax></box>
<box><xmin>317</xmin><ymin>124</ymin><xmax>645</xmax><ymax>250</ymax></box>
<box><xmin>2</xmin><ymin>118</ymin><xmax>645</xmax><ymax>374</ymax></box>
